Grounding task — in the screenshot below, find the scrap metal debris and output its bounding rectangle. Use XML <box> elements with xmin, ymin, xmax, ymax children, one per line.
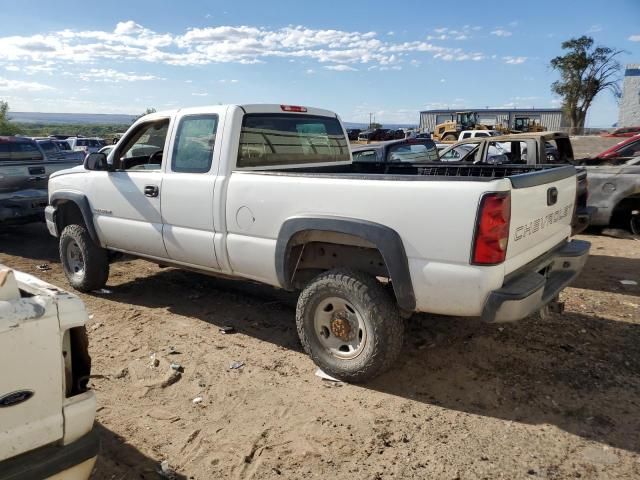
<box><xmin>158</xmin><ymin>460</ymin><xmax>178</xmax><ymax>480</ymax></box>
<box><xmin>229</xmin><ymin>360</ymin><xmax>245</xmax><ymax>370</ymax></box>
<box><xmin>93</xmin><ymin>288</ymin><xmax>112</xmax><ymax>294</ymax></box>
<box><xmin>35</xmin><ymin>264</ymin><xmax>50</xmax><ymax>271</ymax></box>
<box><xmin>315</xmin><ymin>368</ymin><xmax>342</xmax><ymax>383</ymax></box>
<box><xmin>219</xmin><ymin>325</ymin><xmax>236</xmax><ymax>334</ymax></box>
<box><xmin>620</xmin><ymin>280</ymin><xmax>638</xmax><ymax>286</ymax></box>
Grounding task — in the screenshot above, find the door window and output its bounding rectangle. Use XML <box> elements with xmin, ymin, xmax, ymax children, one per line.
<box><xmin>117</xmin><ymin>120</ymin><xmax>169</xmax><ymax>171</ymax></box>
<box><xmin>171</xmin><ymin>115</ymin><xmax>219</xmax><ymax>173</ymax></box>
<box><xmin>352</xmin><ymin>150</ymin><xmax>377</xmax><ymax>162</ymax></box>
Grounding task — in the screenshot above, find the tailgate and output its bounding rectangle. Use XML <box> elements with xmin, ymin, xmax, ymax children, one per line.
<box><xmin>0</xmin><ymin>161</ymin><xmax>78</xmax><ymax>194</ymax></box>
<box><xmin>505</xmin><ymin>166</ymin><xmax>577</xmax><ymax>274</ymax></box>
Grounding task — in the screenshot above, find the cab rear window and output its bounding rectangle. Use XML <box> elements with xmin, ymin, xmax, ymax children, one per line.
<box><xmin>237</xmin><ymin>114</ymin><xmax>349</xmax><ymax>168</ymax></box>
<box><xmin>0</xmin><ymin>141</ymin><xmax>44</xmax><ymax>162</ymax></box>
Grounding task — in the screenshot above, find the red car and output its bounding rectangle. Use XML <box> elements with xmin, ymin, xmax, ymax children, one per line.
<box><xmin>591</xmin><ymin>134</ymin><xmax>640</xmax><ymax>163</ymax></box>
<box><xmin>602</xmin><ymin>126</ymin><xmax>640</xmax><ymax>138</ymax></box>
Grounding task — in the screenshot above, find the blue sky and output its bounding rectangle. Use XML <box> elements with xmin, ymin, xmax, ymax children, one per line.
<box><xmin>0</xmin><ymin>0</ymin><xmax>639</xmax><ymax>126</ymax></box>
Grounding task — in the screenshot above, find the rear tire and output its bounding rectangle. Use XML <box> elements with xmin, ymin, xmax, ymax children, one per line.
<box><xmin>296</xmin><ymin>269</ymin><xmax>404</xmax><ymax>383</ymax></box>
<box><xmin>60</xmin><ymin>224</ymin><xmax>109</xmax><ymax>292</ymax></box>
<box><xmin>443</xmin><ymin>133</ymin><xmax>457</xmax><ymax>141</ymax></box>
<box><xmin>631</xmin><ymin>211</ymin><xmax>640</xmax><ymax>235</ymax></box>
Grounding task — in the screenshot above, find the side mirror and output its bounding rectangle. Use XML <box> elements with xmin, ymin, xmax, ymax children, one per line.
<box><xmin>84</xmin><ymin>152</ymin><xmax>110</xmax><ymax>171</ymax></box>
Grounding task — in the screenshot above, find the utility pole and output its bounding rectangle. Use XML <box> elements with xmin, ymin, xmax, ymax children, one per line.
<box><xmin>369</xmin><ymin>112</ymin><xmax>373</xmax><ymax>128</ymax></box>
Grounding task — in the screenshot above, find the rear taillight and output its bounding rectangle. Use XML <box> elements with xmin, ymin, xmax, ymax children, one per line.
<box><xmin>472</xmin><ymin>192</ymin><xmax>511</xmax><ymax>265</ymax></box>
<box><xmin>280</xmin><ymin>105</ymin><xmax>307</xmax><ymax>112</ymax></box>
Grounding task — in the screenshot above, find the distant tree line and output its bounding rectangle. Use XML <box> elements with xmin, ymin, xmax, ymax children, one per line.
<box><xmin>12</xmin><ymin>122</ymin><xmax>130</xmax><ymax>138</ymax></box>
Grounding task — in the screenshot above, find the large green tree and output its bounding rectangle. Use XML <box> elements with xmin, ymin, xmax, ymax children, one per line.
<box><xmin>0</xmin><ymin>100</ymin><xmax>21</xmax><ymax>135</ymax></box>
<box><xmin>550</xmin><ymin>36</ymin><xmax>623</xmax><ymax>132</ymax></box>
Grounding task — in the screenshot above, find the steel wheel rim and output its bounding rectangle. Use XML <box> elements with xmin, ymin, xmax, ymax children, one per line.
<box><xmin>313</xmin><ymin>296</ymin><xmax>367</xmax><ymax>359</ymax></box>
<box><xmin>65</xmin><ymin>240</ymin><xmax>85</xmax><ymax>278</ymax></box>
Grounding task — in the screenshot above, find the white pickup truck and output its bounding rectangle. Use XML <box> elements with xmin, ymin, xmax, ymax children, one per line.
<box><xmin>0</xmin><ymin>267</ymin><xmax>97</xmax><ymax>479</ymax></box>
<box><xmin>45</xmin><ymin>104</ymin><xmax>590</xmax><ymax>382</ymax></box>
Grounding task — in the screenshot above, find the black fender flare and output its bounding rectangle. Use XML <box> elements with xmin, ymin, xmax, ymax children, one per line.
<box><xmin>50</xmin><ymin>191</ymin><xmax>99</xmax><ymax>244</ymax></box>
<box><xmin>275</xmin><ymin>216</ymin><xmax>416</xmax><ymax>311</ymax></box>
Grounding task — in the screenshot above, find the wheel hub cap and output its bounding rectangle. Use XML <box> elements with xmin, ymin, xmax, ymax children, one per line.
<box><xmin>330</xmin><ymin>313</ymin><xmax>353</xmax><ymax>341</ymax></box>
<box><xmin>313</xmin><ymin>296</ymin><xmax>367</xmax><ymax>359</ymax></box>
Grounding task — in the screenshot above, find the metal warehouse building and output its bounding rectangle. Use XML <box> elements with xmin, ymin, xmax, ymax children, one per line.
<box><xmin>618</xmin><ymin>64</ymin><xmax>640</xmax><ymax>128</ymax></box>
<box><xmin>419</xmin><ymin>108</ymin><xmax>567</xmax><ymax>133</ymax></box>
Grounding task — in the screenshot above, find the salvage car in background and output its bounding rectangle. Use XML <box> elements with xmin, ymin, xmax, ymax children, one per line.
<box><xmin>65</xmin><ymin>137</ymin><xmax>104</xmax><ymax>155</ymax></box>
<box><xmin>0</xmin><ymin>136</ymin><xmax>83</xmax><ymax>225</ymax></box>
<box><xmin>589</xmin><ymin>134</ymin><xmax>640</xmax><ymax>163</ymax></box>
<box><xmin>579</xmin><ymin>156</ymin><xmax>640</xmax><ymax>234</ymax></box>
<box><xmin>346</xmin><ymin>128</ymin><xmax>361</xmax><ymax>141</ymax></box>
<box><xmin>437</xmin><ymin>132</ymin><xmax>591</xmax><ymax>234</ymax></box>
<box><xmin>51</xmin><ymin>139</ymin><xmax>86</xmax><ymax>162</ymax></box>
<box><xmin>0</xmin><ymin>266</ymin><xmax>97</xmax><ymax>479</ymax></box>
<box><xmin>351</xmin><ymin>138</ymin><xmax>439</xmax><ymax>165</ymax></box>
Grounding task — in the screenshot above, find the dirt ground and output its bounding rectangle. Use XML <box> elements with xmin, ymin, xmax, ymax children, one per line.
<box><xmin>1</xmin><ymin>224</ymin><xmax>639</xmax><ymax>480</ymax></box>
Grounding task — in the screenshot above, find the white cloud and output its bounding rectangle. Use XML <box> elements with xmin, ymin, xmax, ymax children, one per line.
<box><xmin>503</xmin><ymin>56</ymin><xmax>527</xmax><ymax>65</ymax></box>
<box><xmin>587</xmin><ymin>25</ymin><xmax>603</xmax><ymax>33</ymax></box>
<box><xmin>305</xmin><ymin>69</ymin><xmax>315</xmax><ymax>74</ymax></box>
<box><xmin>426</xmin><ymin>26</ymin><xmax>474</xmax><ymax>41</ymax></box>
<box><xmin>0</xmin><ymin>76</ymin><xmax>54</xmax><ymax>92</ymax></box>
<box><xmin>629</xmin><ymin>34</ymin><xmax>640</xmax><ymax>42</ymax></box>
<box><xmin>387</xmin><ymin>31</ymin><xmax>395</xmax><ymax>36</ymax></box>
<box><xmin>324</xmin><ymin>64</ymin><xmax>357</xmax><ymax>71</ymax></box>
<box><xmin>218</xmin><ymin>79</ymin><xmax>239</xmax><ymax>83</ymax></box>
<box><xmin>440</xmin><ymin>78</ymin><xmax>446</xmax><ymax>83</ymax></box>
<box><xmin>76</xmin><ymin>68</ymin><xmax>162</xmax><ymax>82</ymax></box>
<box><xmin>491</xmin><ymin>29</ymin><xmax>512</xmax><ymax>37</ymax></box>
<box><xmin>0</xmin><ymin>20</ymin><xmax>490</xmax><ymax>71</ymax></box>
<box><xmin>191</xmin><ymin>92</ymin><xmax>208</xmax><ymax>96</ymax></box>
<box><xmin>508</xmin><ymin>21</ymin><xmax>519</xmax><ymax>27</ymax></box>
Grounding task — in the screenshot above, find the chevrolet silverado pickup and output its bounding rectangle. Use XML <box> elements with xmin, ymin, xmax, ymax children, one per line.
<box><xmin>0</xmin><ymin>266</ymin><xmax>97</xmax><ymax>479</ymax></box>
<box><xmin>1</xmin><ymin>136</ymin><xmax>83</xmax><ymax>225</ymax></box>
<box><xmin>46</xmin><ymin>105</ymin><xmax>590</xmax><ymax>382</ymax></box>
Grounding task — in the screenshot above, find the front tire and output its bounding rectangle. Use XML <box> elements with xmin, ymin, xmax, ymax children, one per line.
<box><xmin>296</xmin><ymin>269</ymin><xmax>404</xmax><ymax>383</ymax></box>
<box><xmin>60</xmin><ymin>224</ymin><xmax>109</xmax><ymax>292</ymax></box>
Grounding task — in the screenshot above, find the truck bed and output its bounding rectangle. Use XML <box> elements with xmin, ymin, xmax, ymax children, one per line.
<box><xmin>271</xmin><ymin>162</ymin><xmax>575</xmax><ymax>185</ymax></box>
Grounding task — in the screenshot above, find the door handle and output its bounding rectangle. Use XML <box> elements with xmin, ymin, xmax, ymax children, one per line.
<box><xmin>144</xmin><ymin>185</ymin><xmax>159</xmax><ymax>197</ymax></box>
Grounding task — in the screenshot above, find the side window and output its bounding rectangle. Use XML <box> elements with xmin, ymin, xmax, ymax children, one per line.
<box><xmin>172</xmin><ymin>115</ymin><xmax>218</xmax><ymax>173</ymax></box>
<box><xmin>462</xmin><ymin>132</ymin><xmax>471</xmax><ymax>139</ymax></box>
<box><xmin>388</xmin><ymin>143</ymin><xmax>438</xmax><ymax>162</ymax></box>
<box><xmin>619</xmin><ymin>139</ymin><xmax>640</xmax><ymax>158</ymax></box>
<box><xmin>0</xmin><ymin>142</ymin><xmax>43</xmax><ymax>162</ymax></box>
<box><xmin>352</xmin><ymin>150</ymin><xmax>377</xmax><ymax>162</ymax></box>
<box><xmin>117</xmin><ymin>120</ymin><xmax>169</xmax><ymax>171</ymax></box>
<box><xmin>476</xmin><ymin>132</ymin><xmax>489</xmax><ymax>137</ymax></box>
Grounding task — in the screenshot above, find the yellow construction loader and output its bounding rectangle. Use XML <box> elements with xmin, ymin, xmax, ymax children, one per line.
<box><xmin>432</xmin><ymin>111</ymin><xmax>488</xmax><ymax>141</ymax></box>
<box><xmin>513</xmin><ymin>117</ymin><xmax>546</xmax><ymax>133</ymax></box>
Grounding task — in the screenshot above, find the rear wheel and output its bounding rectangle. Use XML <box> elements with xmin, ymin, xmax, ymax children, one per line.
<box><xmin>296</xmin><ymin>269</ymin><xmax>404</xmax><ymax>383</ymax></box>
<box><xmin>442</xmin><ymin>133</ymin><xmax>457</xmax><ymax>141</ymax></box>
<box><xmin>60</xmin><ymin>224</ymin><xmax>109</xmax><ymax>292</ymax></box>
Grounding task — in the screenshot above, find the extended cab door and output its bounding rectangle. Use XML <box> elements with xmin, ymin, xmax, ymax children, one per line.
<box><xmin>89</xmin><ymin>118</ymin><xmax>171</xmax><ymax>258</ymax></box>
<box><xmin>160</xmin><ymin>109</ymin><xmax>224</xmax><ymax>269</ymax></box>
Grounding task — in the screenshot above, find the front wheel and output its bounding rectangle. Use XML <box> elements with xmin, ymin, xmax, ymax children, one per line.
<box><xmin>296</xmin><ymin>269</ymin><xmax>404</xmax><ymax>383</ymax></box>
<box><xmin>60</xmin><ymin>224</ymin><xmax>109</xmax><ymax>292</ymax></box>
